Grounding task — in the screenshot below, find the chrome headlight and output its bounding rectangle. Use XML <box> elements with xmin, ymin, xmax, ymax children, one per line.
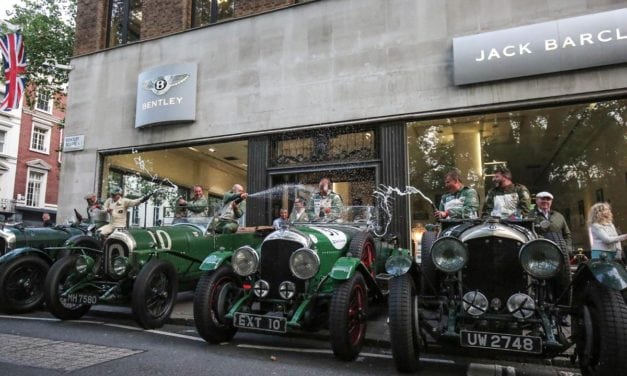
<box><xmin>289</xmin><ymin>248</ymin><xmax>320</xmax><ymax>280</ymax></box>
<box><xmin>112</xmin><ymin>256</ymin><xmax>130</xmax><ymax>277</ymax></box>
<box><xmin>431</xmin><ymin>237</ymin><xmax>468</xmax><ymax>273</ymax></box>
<box><xmin>253</xmin><ymin>280</ymin><xmax>270</xmax><ymax>298</ymax></box>
<box><xmin>75</xmin><ymin>255</ymin><xmax>95</xmax><ymax>275</ymax></box>
<box><xmin>507</xmin><ymin>293</ymin><xmax>536</xmax><ymax>319</ymax></box>
<box><xmin>279</xmin><ymin>281</ymin><xmax>296</xmax><ymax>300</ymax></box>
<box><xmin>462</xmin><ymin>291</ymin><xmax>488</xmax><ymax>316</ymax></box>
<box><xmin>385</xmin><ymin>255</ymin><xmax>412</xmax><ymax>276</ymax></box>
<box><xmin>519</xmin><ymin>239</ymin><xmax>563</xmax><ymax>279</ymax></box>
<box><xmin>232</xmin><ymin>246</ymin><xmax>259</xmax><ymax>276</ymax></box>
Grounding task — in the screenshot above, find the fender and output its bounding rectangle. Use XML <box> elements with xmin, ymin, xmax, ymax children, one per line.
<box><xmin>0</xmin><ymin>247</ymin><xmax>54</xmax><ymax>266</ymax></box>
<box><xmin>573</xmin><ymin>259</ymin><xmax>627</xmax><ymax>291</ymax></box>
<box><xmin>329</xmin><ymin>256</ymin><xmax>383</xmax><ymax>299</ymax></box>
<box><xmin>199</xmin><ymin>251</ymin><xmax>233</xmax><ymax>271</ymax></box>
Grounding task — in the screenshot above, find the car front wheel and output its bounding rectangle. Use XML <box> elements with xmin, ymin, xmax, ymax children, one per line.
<box><xmin>131</xmin><ymin>259</ymin><xmax>178</xmax><ymax>329</ymax></box>
<box><xmin>329</xmin><ymin>273</ymin><xmax>368</xmax><ymax>361</ymax></box>
<box><xmin>575</xmin><ymin>281</ymin><xmax>627</xmax><ymax>375</ymax></box>
<box><xmin>388</xmin><ymin>273</ymin><xmax>421</xmax><ymax>372</ymax></box>
<box><xmin>44</xmin><ymin>255</ymin><xmax>91</xmax><ymax>320</ymax></box>
<box><xmin>193</xmin><ymin>266</ymin><xmax>241</xmax><ymax>344</ymax></box>
<box><xmin>0</xmin><ymin>255</ymin><xmax>50</xmax><ymax>313</ymax></box>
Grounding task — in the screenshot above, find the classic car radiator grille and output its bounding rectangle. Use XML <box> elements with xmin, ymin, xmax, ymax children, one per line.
<box><xmin>259</xmin><ymin>239</ymin><xmax>305</xmax><ymax>300</ymax></box>
<box><xmin>462</xmin><ymin>237</ymin><xmax>526</xmax><ymax>303</ymax></box>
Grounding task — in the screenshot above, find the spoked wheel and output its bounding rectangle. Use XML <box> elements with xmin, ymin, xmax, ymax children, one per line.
<box><xmin>420</xmin><ymin>230</ymin><xmax>439</xmax><ymax>295</ymax></box>
<box><xmin>388</xmin><ymin>273</ymin><xmax>421</xmax><ymax>372</ymax></box>
<box><xmin>330</xmin><ymin>273</ymin><xmax>368</xmax><ymax>361</ymax></box>
<box><xmin>44</xmin><ymin>255</ymin><xmax>92</xmax><ymax>320</ymax></box>
<box><xmin>132</xmin><ymin>259</ymin><xmax>178</xmax><ymax>329</ymax></box>
<box><xmin>0</xmin><ymin>256</ymin><xmax>50</xmax><ymax>313</ymax></box>
<box><xmin>575</xmin><ymin>281</ymin><xmax>627</xmax><ymax>375</ymax></box>
<box><xmin>349</xmin><ymin>232</ymin><xmax>376</xmax><ymax>277</ymax></box>
<box><xmin>193</xmin><ymin>266</ymin><xmax>242</xmax><ymax>344</ymax></box>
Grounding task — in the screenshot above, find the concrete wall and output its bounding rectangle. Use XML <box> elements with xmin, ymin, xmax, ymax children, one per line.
<box><xmin>59</xmin><ymin>0</ymin><xmax>627</xmax><ymax>219</ymax></box>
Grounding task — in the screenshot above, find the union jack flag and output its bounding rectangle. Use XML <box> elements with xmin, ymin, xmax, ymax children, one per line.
<box><xmin>0</xmin><ymin>32</ymin><xmax>27</xmax><ymax>111</ymax></box>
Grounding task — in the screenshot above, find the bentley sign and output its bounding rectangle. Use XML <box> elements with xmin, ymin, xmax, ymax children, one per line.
<box><xmin>135</xmin><ymin>63</ymin><xmax>197</xmax><ymax>128</ymax></box>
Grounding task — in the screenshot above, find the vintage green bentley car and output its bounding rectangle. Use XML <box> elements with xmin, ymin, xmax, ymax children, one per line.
<box><xmin>0</xmin><ymin>223</ymin><xmax>101</xmax><ymax>313</ymax></box>
<box><xmin>385</xmin><ymin>216</ymin><xmax>627</xmax><ymax>375</ymax></box>
<box><xmin>193</xmin><ymin>206</ymin><xmax>402</xmax><ymax>361</ymax></box>
<box><xmin>44</xmin><ymin>218</ymin><xmax>271</xmax><ymax>329</ymax></box>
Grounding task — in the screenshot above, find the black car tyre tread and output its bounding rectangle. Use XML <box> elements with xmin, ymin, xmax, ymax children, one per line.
<box><xmin>576</xmin><ymin>281</ymin><xmax>627</xmax><ymax>376</ymax></box>
<box><xmin>420</xmin><ymin>230</ymin><xmax>438</xmax><ymax>294</ymax></box>
<box><xmin>131</xmin><ymin>259</ymin><xmax>178</xmax><ymax>329</ymax></box>
<box><xmin>44</xmin><ymin>255</ymin><xmax>91</xmax><ymax>320</ymax></box>
<box><xmin>388</xmin><ymin>273</ymin><xmax>420</xmax><ymax>373</ymax></box>
<box><xmin>329</xmin><ymin>273</ymin><xmax>368</xmax><ymax>361</ymax></box>
<box><xmin>349</xmin><ymin>232</ymin><xmax>376</xmax><ymax>277</ymax></box>
<box><xmin>193</xmin><ymin>266</ymin><xmax>240</xmax><ymax>344</ymax></box>
<box><xmin>0</xmin><ymin>255</ymin><xmax>49</xmax><ymax>313</ymax></box>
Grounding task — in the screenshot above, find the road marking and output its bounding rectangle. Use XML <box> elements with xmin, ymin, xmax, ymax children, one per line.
<box><xmin>236</xmin><ymin>344</ymin><xmax>455</xmax><ymax>364</ymax></box>
<box><xmin>0</xmin><ymin>314</ymin><xmax>59</xmax><ymax>322</ymax></box>
<box><xmin>146</xmin><ymin>329</ymin><xmax>205</xmax><ymax>342</ymax></box>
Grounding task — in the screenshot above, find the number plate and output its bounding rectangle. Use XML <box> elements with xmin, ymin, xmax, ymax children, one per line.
<box><xmin>233</xmin><ymin>312</ymin><xmax>287</xmax><ymax>333</ymax></box>
<box><xmin>460</xmin><ymin>330</ymin><xmax>542</xmax><ymax>354</ymax></box>
<box><xmin>60</xmin><ymin>293</ymin><xmax>99</xmax><ymax>305</ymax></box>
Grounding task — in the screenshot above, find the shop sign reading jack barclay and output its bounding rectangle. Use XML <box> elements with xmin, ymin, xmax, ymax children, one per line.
<box><xmin>135</xmin><ymin>63</ymin><xmax>197</xmax><ymax>128</ymax></box>
<box><xmin>453</xmin><ymin>8</ymin><xmax>627</xmax><ymax>85</ymax></box>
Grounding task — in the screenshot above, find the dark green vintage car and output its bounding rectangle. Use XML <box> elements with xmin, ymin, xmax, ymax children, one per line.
<box><xmin>44</xmin><ymin>218</ymin><xmax>272</xmax><ymax>329</ymax></box>
<box><xmin>0</xmin><ymin>223</ymin><xmax>100</xmax><ymax>313</ymax></box>
<box><xmin>385</xmin><ymin>216</ymin><xmax>627</xmax><ymax>375</ymax></box>
<box><xmin>193</xmin><ymin>206</ymin><xmax>403</xmax><ymax>361</ymax></box>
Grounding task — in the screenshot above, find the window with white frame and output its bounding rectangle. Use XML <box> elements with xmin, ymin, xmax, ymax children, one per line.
<box><xmin>35</xmin><ymin>91</ymin><xmax>52</xmax><ymax>113</ymax></box>
<box><xmin>0</xmin><ymin>130</ymin><xmax>5</xmax><ymax>154</ymax></box>
<box><xmin>26</xmin><ymin>170</ymin><xmax>46</xmax><ymax>207</ymax></box>
<box><xmin>30</xmin><ymin>124</ymin><xmax>51</xmax><ymax>153</ymax></box>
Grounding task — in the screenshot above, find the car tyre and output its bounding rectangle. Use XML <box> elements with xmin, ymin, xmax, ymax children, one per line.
<box><xmin>575</xmin><ymin>281</ymin><xmax>627</xmax><ymax>375</ymax></box>
<box><xmin>44</xmin><ymin>255</ymin><xmax>92</xmax><ymax>320</ymax></box>
<box><xmin>420</xmin><ymin>230</ymin><xmax>438</xmax><ymax>294</ymax></box>
<box><xmin>330</xmin><ymin>273</ymin><xmax>368</xmax><ymax>361</ymax></box>
<box><xmin>349</xmin><ymin>232</ymin><xmax>376</xmax><ymax>277</ymax></box>
<box><xmin>0</xmin><ymin>255</ymin><xmax>50</xmax><ymax>313</ymax></box>
<box><xmin>388</xmin><ymin>273</ymin><xmax>421</xmax><ymax>373</ymax></box>
<box><xmin>131</xmin><ymin>259</ymin><xmax>178</xmax><ymax>329</ymax></box>
<box><xmin>193</xmin><ymin>266</ymin><xmax>241</xmax><ymax>343</ymax></box>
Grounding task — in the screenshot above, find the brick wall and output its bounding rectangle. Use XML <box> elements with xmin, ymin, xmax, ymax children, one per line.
<box><xmin>142</xmin><ymin>0</ymin><xmax>192</xmax><ymax>40</ymax></box>
<box><xmin>74</xmin><ymin>0</ymin><xmax>310</xmax><ymax>55</ymax></box>
<box><xmin>74</xmin><ymin>0</ymin><xmax>109</xmax><ymax>56</ymax></box>
<box><xmin>234</xmin><ymin>0</ymin><xmax>297</xmax><ymax>18</ymax></box>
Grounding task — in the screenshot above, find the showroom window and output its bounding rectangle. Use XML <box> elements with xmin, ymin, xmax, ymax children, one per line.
<box><xmin>107</xmin><ymin>0</ymin><xmax>142</xmax><ymax>47</ymax></box>
<box><xmin>407</xmin><ymin>99</ymin><xmax>626</xmax><ymax>251</ymax></box>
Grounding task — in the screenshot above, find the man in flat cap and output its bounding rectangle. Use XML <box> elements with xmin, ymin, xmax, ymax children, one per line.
<box><xmin>533</xmin><ymin>191</ymin><xmax>572</xmax><ymax>254</ymax></box>
<box><xmin>482</xmin><ymin>166</ymin><xmax>531</xmax><ymax>218</ymax></box>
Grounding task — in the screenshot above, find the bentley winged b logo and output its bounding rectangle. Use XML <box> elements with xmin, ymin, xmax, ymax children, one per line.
<box><xmin>143</xmin><ymin>74</ymin><xmax>190</xmax><ymax>95</ymax></box>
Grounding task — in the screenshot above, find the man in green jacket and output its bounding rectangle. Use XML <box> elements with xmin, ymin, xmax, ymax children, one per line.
<box><xmin>187</xmin><ymin>185</ymin><xmax>208</xmax><ymax>217</ymax></box>
<box><xmin>213</xmin><ymin>184</ymin><xmax>248</xmax><ymax>234</ymax></box>
<box><xmin>307</xmin><ymin>177</ymin><xmax>343</xmax><ymax>221</ymax></box>
<box><xmin>482</xmin><ymin>166</ymin><xmax>531</xmax><ymax>218</ymax></box>
<box><xmin>434</xmin><ymin>169</ymin><xmax>479</xmax><ymax>219</ymax></box>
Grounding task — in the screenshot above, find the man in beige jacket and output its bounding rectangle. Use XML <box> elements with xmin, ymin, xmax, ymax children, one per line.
<box><xmin>98</xmin><ymin>187</ymin><xmax>152</xmax><ymax>236</ymax></box>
